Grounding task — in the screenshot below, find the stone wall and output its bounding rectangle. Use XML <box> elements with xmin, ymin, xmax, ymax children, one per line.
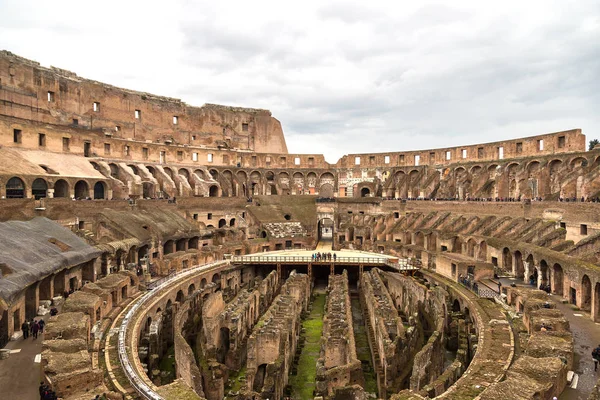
<box><xmin>316</xmin><ymin>270</ymin><xmax>363</xmax><ymax>397</ymax></box>
<box><xmin>243</xmin><ymin>272</ymin><xmax>310</xmax><ymax>400</ymax></box>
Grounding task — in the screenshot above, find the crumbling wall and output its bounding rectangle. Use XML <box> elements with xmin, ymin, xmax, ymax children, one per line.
<box><xmin>316</xmin><ymin>270</ymin><xmax>364</xmax><ymax>397</ymax></box>
<box><xmin>243</xmin><ymin>272</ymin><xmax>310</xmax><ymax>400</ymax></box>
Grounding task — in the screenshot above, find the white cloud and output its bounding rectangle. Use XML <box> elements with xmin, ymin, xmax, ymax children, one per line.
<box><xmin>0</xmin><ymin>0</ymin><xmax>598</xmax><ymax>162</ymax></box>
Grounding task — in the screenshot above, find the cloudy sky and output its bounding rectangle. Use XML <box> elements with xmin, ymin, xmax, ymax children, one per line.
<box><xmin>1</xmin><ymin>0</ymin><xmax>599</xmax><ymax>162</ymax></box>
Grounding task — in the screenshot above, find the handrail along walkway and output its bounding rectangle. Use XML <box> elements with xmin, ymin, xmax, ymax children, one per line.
<box><xmin>117</xmin><ymin>260</ymin><xmax>229</xmax><ymax>400</ymax></box>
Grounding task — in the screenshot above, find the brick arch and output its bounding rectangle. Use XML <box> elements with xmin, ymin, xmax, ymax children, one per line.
<box><xmin>525</xmin><ymin>160</ymin><xmax>541</xmax><ymax>174</ymax></box>
<box><xmin>569</xmin><ymin>156</ymin><xmax>588</xmax><ymax>169</ymax></box>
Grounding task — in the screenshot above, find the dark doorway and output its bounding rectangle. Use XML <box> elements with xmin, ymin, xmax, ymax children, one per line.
<box><xmin>6</xmin><ymin>177</ymin><xmax>25</xmax><ymax>198</ymax></box>
<box><xmin>32</xmin><ymin>178</ymin><xmax>48</xmax><ymax>199</ymax></box>
<box><xmin>93</xmin><ymin>182</ymin><xmax>106</xmax><ymax>199</ymax></box>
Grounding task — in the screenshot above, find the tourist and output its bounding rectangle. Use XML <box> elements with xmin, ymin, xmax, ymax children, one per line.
<box><xmin>39</xmin><ymin>382</ymin><xmax>48</xmax><ymax>400</ymax></box>
<box><xmin>32</xmin><ymin>320</ymin><xmax>40</xmax><ymax>339</ymax></box>
<box><xmin>30</xmin><ymin>318</ymin><xmax>36</xmax><ymax>336</ymax></box>
<box><xmin>593</xmin><ymin>345</ymin><xmax>600</xmax><ymax>371</ymax></box>
<box><xmin>333</xmin><ymin>253</ymin><xmax>337</xmax><ymax>262</ymax></box>
<box><xmin>21</xmin><ymin>320</ymin><xmax>29</xmax><ymax>339</ymax></box>
<box><xmin>38</xmin><ymin>318</ymin><xmax>45</xmax><ymax>333</ymax></box>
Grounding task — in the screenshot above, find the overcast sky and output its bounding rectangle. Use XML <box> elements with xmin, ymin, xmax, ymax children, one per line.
<box><xmin>1</xmin><ymin>1</ymin><xmax>599</xmax><ymax>162</ymax></box>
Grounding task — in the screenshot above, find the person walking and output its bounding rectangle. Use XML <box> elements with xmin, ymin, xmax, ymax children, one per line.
<box><xmin>38</xmin><ymin>318</ymin><xmax>45</xmax><ymax>333</ymax></box>
<box><xmin>32</xmin><ymin>320</ymin><xmax>40</xmax><ymax>340</ymax></box>
<box><xmin>21</xmin><ymin>320</ymin><xmax>29</xmax><ymax>339</ymax></box>
<box><xmin>592</xmin><ymin>345</ymin><xmax>600</xmax><ymax>371</ymax></box>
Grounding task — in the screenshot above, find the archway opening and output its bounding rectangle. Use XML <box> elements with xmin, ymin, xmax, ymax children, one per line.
<box><xmin>582</xmin><ymin>275</ymin><xmax>592</xmax><ymax>311</ymax></box>
<box><xmin>514</xmin><ymin>251</ymin><xmax>524</xmax><ymax>279</ymax></box>
<box><xmin>552</xmin><ymin>263</ymin><xmax>564</xmax><ymax>297</ymax></box>
<box><xmin>32</xmin><ymin>178</ymin><xmax>48</xmax><ymax>199</ymax></box>
<box><xmin>54</xmin><ymin>179</ymin><xmax>69</xmax><ymax>198</ymax></box>
<box><xmin>360</xmin><ymin>187</ymin><xmax>370</xmax><ymax>197</ymax></box>
<box><xmin>209</xmin><ymin>185</ymin><xmax>218</xmax><ymax>197</ymax></box>
<box><xmin>318</xmin><ymin>218</ymin><xmax>334</xmax><ymax>242</ymax></box>
<box><xmin>74</xmin><ymin>180</ymin><xmax>89</xmax><ymax>199</ymax></box>
<box><xmin>6</xmin><ymin>177</ymin><xmax>25</xmax><ymax>198</ymax></box>
<box><xmin>93</xmin><ymin>181</ymin><xmax>106</xmax><ymax>199</ymax></box>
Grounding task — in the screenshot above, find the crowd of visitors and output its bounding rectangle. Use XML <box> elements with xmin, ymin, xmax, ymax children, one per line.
<box><xmin>458</xmin><ymin>274</ymin><xmax>479</xmax><ymax>294</ymax></box>
<box><xmin>312</xmin><ymin>252</ymin><xmax>337</xmax><ymax>262</ymax></box>
<box><xmin>21</xmin><ymin>318</ymin><xmax>45</xmax><ymax>340</ymax></box>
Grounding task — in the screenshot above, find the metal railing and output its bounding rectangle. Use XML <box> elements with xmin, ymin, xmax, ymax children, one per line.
<box><xmin>232</xmin><ymin>255</ymin><xmax>387</xmax><ymax>264</ymax></box>
<box><xmin>230</xmin><ymin>255</ymin><xmax>419</xmax><ymax>270</ymax></box>
<box><xmin>117</xmin><ymin>260</ymin><xmax>228</xmax><ymax>400</ymax></box>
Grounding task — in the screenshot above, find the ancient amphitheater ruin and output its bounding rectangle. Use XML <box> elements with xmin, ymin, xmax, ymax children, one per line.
<box><xmin>0</xmin><ymin>50</ymin><xmax>600</xmax><ymax>400</ymax></box>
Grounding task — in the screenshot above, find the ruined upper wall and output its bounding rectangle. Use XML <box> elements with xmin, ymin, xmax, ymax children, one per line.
<box><xmin>336</xmin><ymin>129</ymin><xmax>586</xmax><ymax>168</ymax></box>
<box><xmin>0</xmin><ymin>51</ymin><xmax>288</xmax><ymax>154</ymax></box>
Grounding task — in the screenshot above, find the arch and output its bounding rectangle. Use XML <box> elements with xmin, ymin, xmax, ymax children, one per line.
<box><xmin>163</xmin><ymin>240</ymin><xmax>174</xmax><ymax>255</ymax></box>
<box><xmin>6</xmin><ymin>177</ymin><xmax>25</xmax><ymax>198</ymax></box>
<box><xmin>166</xmin><ymin>299</ymin><xmax>173</xmax><ymax>310</ymax></box>
<box><xmin>502</xmin><ymin>247</ymin><xmax>512</xmax><ymax>272</ymax></box>
<box><xmin>319</xmin><ymin>172</ymin><xmax>335</xmax><ymax>184</ymax></box>
<box><xmin>514</xmin><ymin>251</ymin><xmax>524</xmax><ymax>279</ymax></box>
<box><xmin>32</xmin><ymin>178</ymin><xmax>48</xmax><ymax>199</ymax></box>
<box><xmin>414</xmin><ymin>232</ymin><xmax>425</xmax><ymax>248</ymax></box>
<box><xmin>477</xmin><ymin>241</ymin><xmax>487</xmax><ymax>261</ymax></box>
<box><xmin>200</xmin><ymin>278</ymin><xmax>207</xmax><ymax>288</ymax></box>
<box><xmin>176</xmin><ymin>289</ymin><xmax>185</xmax><ymax>303</ymax></box>
<box><xmin>211</xmin><ymin>273</ymin><xmax>220</xmax><ymax>285</ymax></box>
<box><xmin>229</xmin><ymin>218</ymin><xmax>236</xmax><ymax>227</ymax></box>
<box><xmin>188</xmin><ymin>283</ymin><xmax>196</xmax><ymax>295</ymax></box>
<box><xmin>466</xmin><ymin>238</ymin><xmax>477</xmax><ymax>258</ymax></box>
<box><xmin>188</xmin><ymin>237</ymin><xmax>199</xmax><ymax>249</ymax></box>
<box><xmin>582</xmin><ymin>275</ymin><xmax>592</xmax><ymax>311</ymax></box>
<box><xmin>360</xmin><ymin>187</ymin><xmax>371</xmax><ymax>197</ymax></box>
<box><xmin>552</xmin><ymin>263</ymin><xmax>564</xmax><ymax>297</ymax></box>
<box><xmin>194</xmin><ymin>169</ymin><xmax>207</xmax><ymax>180</ymax></box>
<box><xmin>470</xmin><ymin>165</ymin><xmax>483</xmax><ymax>175</ymax></box>
<box><xmin>218</xmin><ymin>219</ymin><xmax>227</xmax><ymax>228</ymax></box>
<box><xmin>163</xmin><ymin>167</ymin><xmax>174</xmax><ymax>180</ymax></box>
<box><xmin>54</xmin><ymin>179</ymin><xmax>69</xmax><ymax>198</ymax></box>
<box><xmin>548</xmin><ymin>159</ymin><xmax>563</xmax><ymax>173</ymax></box>
<box><xmin>142</xmin><ymin>182</ymin><xmax>154</xmax><ymax>198</ymax></box>
<box><xmin>539</xmin><ymin>260</ymin><xmax>549</xmax><ymax>286</ymax></box>
<box><xmin>318</xmin><ymin>218</ymin><xmax>334</xmax><ymax>241</ymax></box>
<box><xmin>128</xmin><ymin>164</ymin><xmax>139</xmax><ymax>175</ymax></box>
<box><xmin>209</xmin><ymin>185</ymin><xmax>219</xmax><ymax>197</ymax></box>
<box><xmin>109</xmin><ymin>163</ymin><xmax>119</xmax><ymax>178</ymax></box>
<box><xmin>178</xmin><ymin>168</ymin><xmax>190</xmax><ymax>180</ymax></box>
<box><xmin>506</xmin><ymin>162</ymin><xmax>520</xmax><ymax>175</ymax></box>
<box><xmin>176</xmin><ymin>238</ymin><xmax>187</xmax><ymax>252</ymax></box>
<box><xmin>93</xmin><ymin>181</ymin><xmax>107</xmax><ymax>199</ymax></box>
<box><xmin>74</xmin><ymin>180</ymin><xmax>89</xmax><ymax>199</ymax></box>
<box><xmin>265</xmin><ymin>171</ymin><xmax>275</xmax><ymax>181</ymax></box>
<box><xmin>452</xmin><ymin>236</ymin><xmax>463</xmax><ymax>253</ymax></box>
<box><xmin>253</xmin><ymin>363</ymin><xmax>268</xmax><ymax>392</ymax></box>
<box><xmin>209</xmin><ymin>169</ymin><xmax>219</xmax><ymax>180</ymax></box>
<box><xmin>570</xmin><ymin>156</ymin><xmax>587</xmax><ymax>169</ymax></box>
<box><xmin>451</xmin><ymin>299</ymin><xmax>461</xmax><ymax>312</ymax></box>
<box><xmin>526</xmin><ymin>160</ymin><xmax>541</xmax><ymax>174</ymax></box>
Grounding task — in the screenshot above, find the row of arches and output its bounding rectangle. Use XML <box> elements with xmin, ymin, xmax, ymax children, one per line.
<box><xmin>3</xmin><ymin>176</ymin><xmax>107</xmax><ymax>199</ymax></box>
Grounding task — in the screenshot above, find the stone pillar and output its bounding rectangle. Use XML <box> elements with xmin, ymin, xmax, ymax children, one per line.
<box><xmin>523</xmin><ymin>261</ymin><xmax>530</xmax><ymax>284</ymax></box>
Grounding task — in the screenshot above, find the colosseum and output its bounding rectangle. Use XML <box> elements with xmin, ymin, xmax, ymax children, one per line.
<box><xmin>0</xmin><ymin>50</ymin><xmax>599</xmax><ymax>400</ymax></box>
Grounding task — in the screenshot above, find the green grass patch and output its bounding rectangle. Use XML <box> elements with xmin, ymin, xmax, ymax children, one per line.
<box><xmin>289</xmin><ymin>293</ymin><xmax>326</xmax><ymax>400</ymax></box>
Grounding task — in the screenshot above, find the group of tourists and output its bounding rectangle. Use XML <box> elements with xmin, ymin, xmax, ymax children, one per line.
<box><xmin>21</xmin><ymin>318</ymin><xmax>45</xmax><ymax>340</ymax></box>
<box><xmin>457</xmin><ymin>274</ymin><xmax>479</xmax><ymax>294</ymax></box>
<box><xmin>312</xmin><ymin>252</ymin><xmax>337</xmax><ymax>262</ymax></box>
